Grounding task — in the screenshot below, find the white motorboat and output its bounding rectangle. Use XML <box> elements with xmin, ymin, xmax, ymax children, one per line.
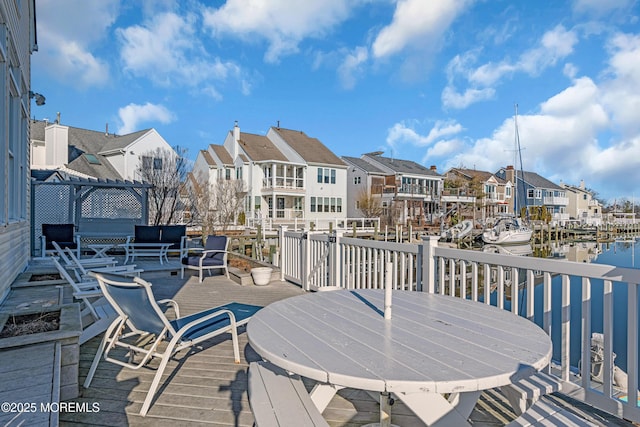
<box><xmin>482</xmin><ymin>216</ymin><xmax>532</xmax><ymax>245</ymax></box>
<box><xmin>441</xmin><ymin>219</ymin><xmax>474</xmax><ymax>241</ymax></box>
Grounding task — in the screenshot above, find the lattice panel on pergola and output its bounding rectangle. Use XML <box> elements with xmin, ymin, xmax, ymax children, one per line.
<box><xmin>80</xmin><ymin>187</ymin><xmax>142</xmax><ymax>219</ymax></box>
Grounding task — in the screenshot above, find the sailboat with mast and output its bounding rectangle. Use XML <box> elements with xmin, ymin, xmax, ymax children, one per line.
<box><xmin>482</xmin><ymin>105</ymin><xmax>533</xmax><ymax>245</ymax></box>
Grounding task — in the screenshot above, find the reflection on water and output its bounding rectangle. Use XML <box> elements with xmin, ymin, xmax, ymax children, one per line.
<box><xmin>538</xmin><ymin>241</ymin><xmax>602</xmax><ymax>263</ymax></box>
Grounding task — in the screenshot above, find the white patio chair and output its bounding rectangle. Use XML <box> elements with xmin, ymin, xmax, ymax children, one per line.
<box><xmin>83</xmin><ymin>272</ymin><xmax>262</xmax><ymax>416</ymax></box>
<box><xmin>51</xmin><ymin>257</ymin><xmax>118</xmax><ymax>345</ymax></box>
<box><xmin>63</xmin><ymin>247</ymin><xmax>144</xmax><ymax>280</ymax></box>
<box><xmin>52</xmin><ymin>241</ymin><xmax>117</xmax><ymax>268</ymax></box>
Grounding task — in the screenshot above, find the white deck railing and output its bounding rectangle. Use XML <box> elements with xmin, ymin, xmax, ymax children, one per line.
<box><xmin>279</xmin><ymin>229</ymin><xmax>640</xmax><ymax>423</ymax></box>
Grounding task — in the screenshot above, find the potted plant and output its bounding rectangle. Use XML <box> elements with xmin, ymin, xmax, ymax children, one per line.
<box><xmin>251</xmin><ymin>267</ymin><xmax>273</xmax><ymax>286</ymax></box>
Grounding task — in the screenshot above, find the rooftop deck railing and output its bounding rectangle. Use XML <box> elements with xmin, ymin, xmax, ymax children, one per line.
<box><xmin>279</xmin><ymin>228</ymin><xmax>640</xmax><ymax>423</ymax></box>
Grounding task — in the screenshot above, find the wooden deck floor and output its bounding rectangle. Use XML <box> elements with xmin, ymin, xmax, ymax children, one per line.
<box><xmin>4</xmin><ymin>259</ymin><xmax>635</xmax><ymax>426</ymax></box>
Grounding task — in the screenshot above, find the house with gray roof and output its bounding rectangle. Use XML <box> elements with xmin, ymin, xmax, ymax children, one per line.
<box><xmin>343</xmin><ymin>152</ymin><xmax>443</xmax><ymax>225</ymax></box>
<box><xmin>30</xmin><ymin>119</ymin><xmax>175</xmax><ymax>181</ymax></box>
<box><xmin>191</xmin><ymin>122</ymin><xmax>347</xmax><ymax>229</ymax></box>
<box><xmin>443</xmin><ymin>167</ymin><xmax>513</xmax><ymax>222</ymax></box>
<box><xmin>560</xmin><ymin>181</ymin><xmax>602</xmax><ymax>226</ymax></box>
<box><xmin>495</xmin><ymin>166</ymin><xmax>569</xmax><ymax>225</ymax></box>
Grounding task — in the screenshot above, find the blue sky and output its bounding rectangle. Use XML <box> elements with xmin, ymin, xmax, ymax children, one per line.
<box><xmin>32</xmin><ymin>0</ymin><xmax>639</xmax><ymax>203</ymax></box>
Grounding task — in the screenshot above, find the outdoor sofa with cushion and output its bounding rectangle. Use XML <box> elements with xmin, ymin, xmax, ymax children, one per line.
<box><xmin>124</xmin><ymin>225</ymin><xmax>188</xmax><ymax>263</ymax></box>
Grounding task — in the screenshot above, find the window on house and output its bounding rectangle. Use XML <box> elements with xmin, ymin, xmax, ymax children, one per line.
<box><xmin>254</xmin><ymin>196</ymin><xmax>261</xmax><ymax>210</ymax></box>
<box><xmin>153</xmin><ymin>157</ymin><xmax>163</xmax><ymax>170</ymax></box>
<box><xmin>317</xmin><ymin>168</ymin><xmax>323</xmax><ymax>183</ymax></box>
<box><xmin>354</xmin><ymin>176</ymin><xmax>361</xmax><ymax>185</ymax></box>
<box><xmin>84</xmin><ymin>154</ymin><xmax>101</xmax><ymax>165</ymax></box>
<box><xmin>330</xmin><ymin>169</ymin><xmax>336</xmax><ymax>184</ymax></box>
<box><xmin>8</xmin><ymin>81</ymin><xmax>20</xmax><ymax>221</ymax></box>
<box><xmin>310</xmin><ymin>197</ymin><xmax>316</xmax><ymax>212</ymax></box>
<box><xmin>225</xmin><ymin>168</ymin><xmax>231</xmax><ymax>180</ymax></box>
<box><xmin>330</xmin><ymin>197</ymin><xmax>336</xmax><ymax>212</ymax></box>
<box><xmin>528</xmin><ymin>189</ymin><xmax>535</xmax><ymax>199</ymax></box>
<box><xmin>296</xmin><ymin>167</ymin><xmax>304</xmax><ymax>188</ymax></box>
<box><xmin>236</xmin><ymin>167</ymin><xmax>243</xmax><ymax>180</ymax></box>
<box><xmin>324</xmin><ymin>197</ymin><xmax>330</xmax><ymax>212</ymax></box>
<box><xmin>337</xmin><ymin>198</ymin><xmax>342</xmax><ymax>213</ymax></box>
<box><xmin>355</xmin><ymin>200</ymin><xmax>360</xmax><ymax>209</ymax></box>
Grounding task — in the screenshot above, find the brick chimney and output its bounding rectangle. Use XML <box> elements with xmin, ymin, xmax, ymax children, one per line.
<box><xmin>505</xmin><ymin>165</ymin><xmax>515</xmax><ymax>184</ymax></box>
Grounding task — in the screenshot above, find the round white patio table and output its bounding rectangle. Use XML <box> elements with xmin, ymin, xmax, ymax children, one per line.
<box><xmin>247</xmin><ymin>289</ymin><xmax>552</xmax><ymax>426</ymax></box>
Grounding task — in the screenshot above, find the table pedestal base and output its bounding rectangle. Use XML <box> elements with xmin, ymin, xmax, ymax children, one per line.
<box><xmin>396</xmin><ymin>390</ymin><xmax>481</xmax><ymax>426</ymax></box>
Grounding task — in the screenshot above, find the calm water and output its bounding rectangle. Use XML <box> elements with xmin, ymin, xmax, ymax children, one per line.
<box><xmin>505</xmin><ymin>239</ymin><xmax>640</xmax><ymax>372</ymax></box>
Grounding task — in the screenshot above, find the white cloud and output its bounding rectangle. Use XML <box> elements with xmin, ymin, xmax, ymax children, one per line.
<box><xmin>424</xmin><ymin>139</ymin><xmax>465</xmax><ymax>162</ymax></box>
<box><xmin>442</xmin><ymin>25</ymin><xmax>579</xmax><ymax>109</ymax></box>
<box><xmin>470</xmin><ymin>25</ymin><xmax>578</xmax><ymax>86</ymax></box>
<box><xmin>202</xmin><ymin>0</ymin><xmax>353</xmax><ymax>63</ymax></box>
<box><xmin>386</xmin><ymin>120</ymin><xmax>464</xmax><ymax>153</ymax></box>
<box><xmin>33</xmin><ymin>0</ymin><xmax>118</xmax><ymax>87</ymax></box>
<box><xmin>117</xmin><ymin>102</ymin><xmax>175</xmax><ymax>134</ymax></box>
<box><xmin>441</xmin><ymin>86</ymin><xmax>495</xmax><ymax>109</ymax></box>
<box><xmin>117</xmin><ymin>12</ymin><xmax>249</xmax><ymax>98</ymax></box>
<box><xmin>337</xmin><ymin>47</ymin><xmax>369</xmax><ymax>89</ymax></box>
<box><xmin>372</xmin><ymin>0</ymin><xmax>472</xmax><ymax>59</ymax></box>
<box><xmin>600</xmin><ymin>33</ymin><xmax>640</xmax><ymax>137</ymax></box>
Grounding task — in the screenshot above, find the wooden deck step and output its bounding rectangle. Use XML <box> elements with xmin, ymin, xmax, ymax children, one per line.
<box><xmin>0</xmin><ymin>342</ymin><xmax>60</xmax><ymax>427</ymax></box>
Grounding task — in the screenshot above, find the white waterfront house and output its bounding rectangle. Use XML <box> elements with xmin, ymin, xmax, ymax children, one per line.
<box><xmin>191</xmin><ymin>122</ymin><xmax>348</xmax><ymax>229</ymax></box>
<box><xmin>30</xmin><ymin>119</ymin><xmax>176</xmax><ymax>181</ymax></box>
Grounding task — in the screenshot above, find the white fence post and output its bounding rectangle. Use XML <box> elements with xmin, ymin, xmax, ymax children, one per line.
<box><xmin>421</xmin><ymin>236</ymin><xmax>440</xmax><ymax>293</ymax></box>
<box><xmin>302</xmin><ymin>230</ymin><xmax>310</xmax><ymax>291</ymax></box>
<box><xmin>279</xmin><ymin>225</ymin><xmax>287</xmax><ymax>281</ymax></box>
<box><xmin>330</xmin><ymin>230</ymin><xmax>343</xmax><ymax>287</ymax></box>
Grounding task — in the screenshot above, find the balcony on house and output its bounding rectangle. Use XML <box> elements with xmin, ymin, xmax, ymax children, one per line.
<box><xmin>440</xmin><ymin>187</ymin><xmax>476</xmax><ymax>204</ymax></box>
<box><xmin>395</xmin><ymin>177</ymin><xmax>440</xmax><ymax>200</ymax></box>
<box><xmin>261</xmin><ymin>163</ymin><xmax>305</xmax><ymax>193</ymax></box>
<box><xmin>543</xmin><ymin>190</ymin><xmax>569</xmax><ymax>206</ymax></box>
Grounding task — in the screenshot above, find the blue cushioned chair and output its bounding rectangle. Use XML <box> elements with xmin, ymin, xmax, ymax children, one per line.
<box><xmin>83</xmin><ymin>272</ymin><xmax>261</xmax><ymax>416</ymax></box>
<box><xmin>181</xmin><ymin>235</ymin><xmax>229</xmax><ymax>282</ymax></box>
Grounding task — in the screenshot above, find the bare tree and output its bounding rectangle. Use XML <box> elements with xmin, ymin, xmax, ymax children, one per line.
<box><xmin>187</xmin><ymin>176</ymin><xmax>247</xmax><ymax>236</ymax></box>
<box><xmin>137</xmin><ymin>146</ymin><xmax>190</xmax><ymax>225</ymax></box>
<box><xmin>356</xmin><ymin>189</ymin><xmax>384</xmax><ymax>218</ymax></box>
<box><xmin>210</xmin><ymin>179</ymin><xmax>247</xmax><ymax>232</ymax></box>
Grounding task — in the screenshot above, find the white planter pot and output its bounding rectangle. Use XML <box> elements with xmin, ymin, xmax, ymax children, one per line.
<box><xmin>251</xmin><ymin>267</ymin><xmax>273</xmax><ymax>286</ymax></box>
